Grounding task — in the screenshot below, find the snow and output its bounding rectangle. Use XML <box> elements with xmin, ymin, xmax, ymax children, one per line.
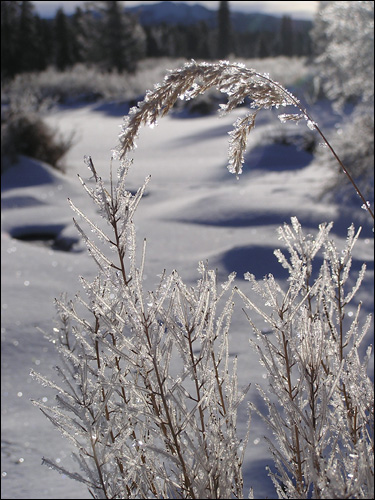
<box><xmin>1</xmin><ymin>96</ymin><xmax>373</xmax><ymax>499</ymax></box>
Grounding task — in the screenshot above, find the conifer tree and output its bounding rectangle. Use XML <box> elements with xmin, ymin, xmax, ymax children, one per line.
<box><xmin>1</xmin><ymin>1</ymin><xmax>20</xmax><ymax>78</ymax></box>
<box><xmin>255</xmin><ymin>32</ymin><xmax>270</xmax><ymax>58</ymax></box>
<box><xmin>69</xmin><ymin>5</ymin><xmax>97</xmax><ymax>65</ymax></box>
<box><xmin>103</xmin><ymin>1</ymin><xmax>129</xmax><ymax>72</ymax></box>
<box><xmin>1</xmin><ymin>0</ymin><xmax>46</xmax><ymax>76</ymax></box>
<box><xmin>278</xmin><ymin>15</ymin><xmax>294</xmax><ymax>56</ymax></box>
<box><xmin>217</xmin><ymin>0</ymin><xmax>232</xmax><ymax>59</ymax></box>
<box><xmin>98</xmin><ymin>0</ymin><xmax>146</xmax><ymax>73</ymax></box>
<box><xmin>17</xmin><ymin>1</ymin><xmax>44</xmax><ymax>72</ymax></box>
<box><xmin>54</xmin><ymin>8</ymin><xmax>74</xmax><ymax>71</ymax></box>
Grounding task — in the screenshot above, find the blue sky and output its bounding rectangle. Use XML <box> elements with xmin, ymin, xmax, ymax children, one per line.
<box><xmin>31</xmin><ymin>1</ymin><xmax>319</xmax><ymax>20</ymax></box>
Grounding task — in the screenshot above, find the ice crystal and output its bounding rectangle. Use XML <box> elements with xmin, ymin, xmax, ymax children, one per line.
<box><xmin>306</xmin><ymin>119</ymin><xmax>318</xmax><ymax>131</ymax></box>
<box><xmin>278</xmin><ymin>113</ymin><xmax>304</xmax><ymax>124</ymax></box>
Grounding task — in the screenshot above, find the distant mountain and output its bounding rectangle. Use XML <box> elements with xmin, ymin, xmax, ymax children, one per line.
<box><xmin>127</xmin><ymin>1</ymin><xmax>312</xmax><ymax>33</ymax></box>
<box><xmin>128</xmin><ymin>1</ymin><xmax>215</xmax><ymax>27</ymax></box>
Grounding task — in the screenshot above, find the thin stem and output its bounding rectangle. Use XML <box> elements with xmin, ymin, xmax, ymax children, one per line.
<box><xmin>281</xmin><ymin>329</ymin><xmax>304</xmax><ymax>494</ymax></box>
<box><xmin>255</xmin><ymin>71</ymin><xmax>374</xmax><ymax>221</ymax></box>
<box><xmin>336</xmin><ymin>265</ymin><xmax>359</xmax><ymax>445</ymax></box>
<box><xmin>187</xmin><ymin>325</ymin><xmax>207</xmax><ymax>436</ymax></box>
<box><xmin>313</xmin><ymin>125</ymin><xmax>374</xmax><ymax>220</ymax></box>
<box><xmin>93</xmin><ymin>317</ymin><xmax>125</xmax><ymax>479</ymax></box>
<box><xmin>143</xmin><ymin>319</ymin><xmax>196</xmax><ymax>499</ymax></box>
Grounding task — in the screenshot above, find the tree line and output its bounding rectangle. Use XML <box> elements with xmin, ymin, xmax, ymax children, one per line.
<box><xmin>1</xmin><ymin>1</ymin><xmax>312</xmax><ymax>80</ymax></box>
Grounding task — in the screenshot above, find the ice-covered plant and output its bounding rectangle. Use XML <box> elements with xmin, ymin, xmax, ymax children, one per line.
<box><xmin>115</xmin><ymin>60</ymin><xmax>374</xmax><ymax>220</ymax></box>
<box><xmin>31</xmin><ymin>156</ymin><xmax>251</xmax><ymax>499</ymax></box>
<box><xmin>237</xmin><ymin>218</ymin><xmax>373</xmax><ymax>498</ymax></box>
<box><xmin>310</xmin><ymin>1</ymin><xmax>374</xmax><ymax>207</ymax></box>
<box><xmin>32</xmin><ymin>60</ymin><xmax>373</xmax><ymax>499</ymax></box>
<box><xmin>311</xmin><ymin>1</ymin><xmax>374</xmax><ymax>109</ymax></box>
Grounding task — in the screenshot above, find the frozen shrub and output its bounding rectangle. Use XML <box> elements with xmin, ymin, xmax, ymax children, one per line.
<box><xmin>1</xmin><ymin>84</ymin><xmax>73</xmax><ymax>172</ymax></box>
<box><xmin>237</xmin><ymin>218</ymin><xmax>373</xmax><ymax>498</ymax></box>
<box><xmin>33</xmin><ymin>60</ymin><xmax>373</xmax><ymax>499</ymax></box>
<box><xmin>1</xmin><ymin>110</ymin><xmax>73</xmax><ymax>172</ymax></box>
<box><xmin>32</xmin><ymin>157</ymin><xmax>250</xmax><ymax>499</ymax></box>
<box><xmin>311</xmin><ymin>1</ymin><xmax>374</xmax><ymax>203</ymax></box>
<box><xmin>311</xmin><ymin>1</ymin><xmax>374</xmax><ymax>108</ymax></box>
<box><xmin>2</xmin><ymin>59</ymin><xmax>189</xmax><ymax>105</ymax></box>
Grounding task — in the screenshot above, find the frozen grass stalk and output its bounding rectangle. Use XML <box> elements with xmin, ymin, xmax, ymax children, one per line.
<box><xmin>32</xmin><ymin>60</ymin><xmax>373</xmax><ymax>499</ymax></box>
<box><xmin>116</xmin><ymin>60</ymin><xmax>374</xmax><ymax>220</ymax></box>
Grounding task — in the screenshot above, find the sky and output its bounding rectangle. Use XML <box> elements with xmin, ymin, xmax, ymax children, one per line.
<box><xmin>31</xmin><ymin>1</ymin><xmax>319</xmax><ymax>20</ymax></box>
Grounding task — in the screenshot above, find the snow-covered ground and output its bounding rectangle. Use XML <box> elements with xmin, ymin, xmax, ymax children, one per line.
<box><xmin>1</xmin><ymin>88</ymin><xmax>373</xmax><ymax>498</ymax></box>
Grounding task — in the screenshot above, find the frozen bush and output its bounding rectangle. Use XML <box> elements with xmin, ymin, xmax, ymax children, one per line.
<box><xmin>237</xmin><ymin>218</ymin><xmax>373</xmax><ymax>498</ymax></box>
<box><xmin>1</xmin><ymin>109</ymin><xmax>73</xmax><ymax>173</ymax></box>
<box><xmin>311</xmin><ymin>1</ymin><xmax>374</xmax><ymax>108</ymax></box>
<box><xmin>1</xmin><ymin>80</ymin><xmax>73</xmax><ymax>172</ymax></box>
<box><xmin>311</xmin><ymin>1</ymin><xmax>374</xmax><ymax>203</ymax></box>
<box><xmin>2</xmin><ymin>59</ymin><xmax>189</xmax><ymax>105</ymax></box>
<box><xmin>32</xmin><ymin>156</ymin><xmax>250</xmax><ymax>499</ymax></box>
